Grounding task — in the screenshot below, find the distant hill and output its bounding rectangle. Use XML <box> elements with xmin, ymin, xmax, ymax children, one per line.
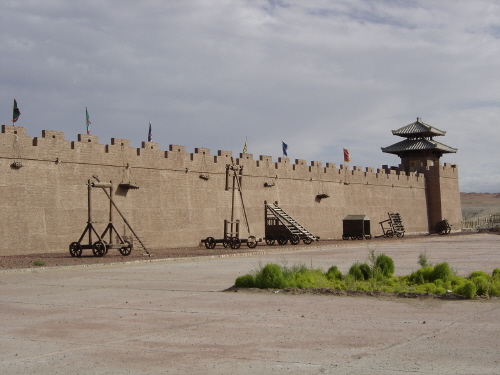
<box><xmin>461</xmin><ymin>192</ymin><xmax>500</xmax><ymax>219</ymax></box>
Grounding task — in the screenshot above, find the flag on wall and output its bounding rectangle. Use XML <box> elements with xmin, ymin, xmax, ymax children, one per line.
<box><xmin>343</xmin><ymin>148</ymin><xmax>350</xmax><ymax>163</ymax></box>
<box><xmin>282</xmin><ymin>141</ymin><xmax>288</xmax><ymax>157</ymax></box>
<box><xmin>243</xmin><ymin>138</ymin><xmax>248</xmax><ymax>153</ymax></box>
<box><xmin>86</xmin><ymin>107</ymin><xmax>91</xmax><ymax>134</ymax></box>
<box><xmin>12</xmin><ymin>99</ymin><xmax>21</xmax><ymax>123</ymax></box>
<box><xmin>148</xmin><ymin>121</ymin><xmax>152</xmax><ymax>142</ymax></box>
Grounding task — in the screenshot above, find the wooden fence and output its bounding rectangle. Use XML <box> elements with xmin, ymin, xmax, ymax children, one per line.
<box><xmin>462</xmin><ymin>214</ymin><xmax>500</xmax><ymax>229</ymax></box>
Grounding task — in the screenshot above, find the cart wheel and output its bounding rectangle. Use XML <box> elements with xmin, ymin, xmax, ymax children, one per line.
<box><xmin>69</xmin><ymin>242</ymin><xmax>82</xmax><ymax>258</ymax></box>
<box><xmin>277</xmin><ymin>235</ymin><xmax>288</xmax><ymax>246</ymax></box>
<box><xmin>366</xmin><ymin>235</ymin><xmax>372</xmax><ymax>240</ymax></box>
<box><xmin>231</xmin><ymin>237</ymin><xmax>241</xmax><ymax>249</ymax></box>
<box><xmin>265</xmin><ymin>235</ymin><xmax>275</xmax><ymax>246</ymax></box>
<box><xmin>357</xmin><ymin>235</ymin><xmax>363</xmax><ymax>240</ymax></box>
<box><xmin>290</xmin><ymin>235</ymin><xmax>300</xmax><ymax>245</ymax></box>
<box><xmin>445</xmin><ymin>226</ymin><xmax>451</xmax><ymax>234</ymax></box>
<box><xmin>205</xmin><ymin>237</ymin><xmax>216</xmax><ymax>249</ymax></box>
<box><xmin>119</xmin><ymin>247</ymin><xmax>132</xmax><ymax>256</ymax></box>
<box><xmin>119</xmin><ymin>241</ymin><xmax>132</xmax><ymax>256</ymax></box>
<box><xmin>342</xmin><ymin>235</ymin><xmax>348</xmax><ymax>240</ymax></box>
<box><xmin>246</xmin><ymin>236</ymin><xmax>258</xmax><ymax>249</ymax></box>
<box><xmin>386</xmin><ymin>231</ymin><xmax>394</xmax><ymax>238</ymax></box>
<box><xmin>350</xmin><ymin>236</ymin><xmax>356</xmax><ymax>240</ymax></box>
<box><xmin>396</xmin><ymin>232</ymin><xmax>404</xmax><ymax>238</ymax></box>
<box><xmin>303</xmin><ymin>237</ymin><xmax>313</xmax><ymax>244</ymax></box>
<box><xmin>92</xmin><ymin>241</ymin><xmax>106</xmax><ymax>257</ymax></box>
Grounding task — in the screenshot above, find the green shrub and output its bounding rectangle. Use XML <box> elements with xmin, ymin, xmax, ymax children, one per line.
<box><xmin>33</xmin><ymin>260</ymin><xmax>46</xmax><ymax>267</ymax></box>
<box><xmin>349</xmin><ymin>263</ymin><xmax>364</xmax><ymax>281</ymax></box>
<box><xmin>326</xmin><ymin>265</ymin><xmax>342</xmax><ymax>280</ymax></box>
<box><xmin>392</xmin><ymin>279</ymin><xmax>408</xmax><ymax>293</ymax></box>
<box><xmin>490</xmin><ymin>283</ymin><xmax>500</xmax><ymax>296</ymax></box>
<box><xmin>470</xmin><ymin>276</ymin><xmax>490</xmax><ymax>296</ymax></box>
<box><xmin>469</xmin><ymin>271</ymin><xmax>489</xmax><ymax>279</ymax></box>
<box><xmin>343</xmin><ymin>274</ymin><xmax>357</xmax><ymax>288</ymax></box>
<box><xmin>235</xmin><ymin>274</ymin><xmax>256</xmax><ymax>288</ymax></box>
<box><xmin>290</xmin><ymin>271</ymin><xmax>317</xmax><ymax>289</ymax></box>
<box><xmin>432</xmin><ymin>262</ymin><xmax>452</xmax><ymax>282</ymax></box>
<box><xmin>375</xmin><ymin>254</ymin><xmax>394</xmax><ymax>277</ymax></box>
<box><xmin>434</xmin><ymin>278</ymin><xmax>445</xmax><ymax>288</ymax></box>
<box><xmin>356</xmin><ymin>284</ymin><xmax>368</xmax><ymax>291</ymax></box>
<box><xmin>359</xmin><ymin>263</ymin><xmax>372</xmax><ymax>280</ymax></box>
<box><xmin>435</xmin><ymin>286</ymin><xmax>447</xmax><ymax>294</ymax></box>
<box><xmin>414</xmin><ymin>283</ymin><xmax>438</xmax><ymax>294</ymax></box>
<box><xmin>459</xmin><ymin>281</ymin><xmax>477</xmax><ymax>299</ymax></box>
<box><xmin>255</xmin><ymin>263</ymin><xmax>287</xmax><ymax>289</ymax></box>
<box><xmin>239</xmin><ymin>256</ymin><xmax>497</xmax><ymax>298</ymax></box>
<box><xmin>408</xmin><ymin>266</ymin><xmax>434</xmax><ymax>284</ymax></box>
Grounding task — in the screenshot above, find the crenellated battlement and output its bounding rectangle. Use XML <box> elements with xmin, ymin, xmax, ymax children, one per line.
<box><xmin>436</xmin><ymin>162</ymin><xmax>459</xmax><ymax>178</ymax></box>
<box><xmin>0</xmin><ymin>125</ymin><xmax>429</xmax><ymax>189</ymax></box>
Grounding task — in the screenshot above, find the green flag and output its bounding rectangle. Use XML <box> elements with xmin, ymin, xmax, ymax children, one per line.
<box><xmin>86</xmin><ymin>107</ymin><xmax>91</xmax><ymax>134</ymax></box>
<box><xmin>243</xmin><ymin>137</ymin><xmax>248</xmax><ymax>153</ymax></box>
<box><xmin>13</xmin><ymin>99</ymin><xmax>21</xmax><ymax>123</ymax></box>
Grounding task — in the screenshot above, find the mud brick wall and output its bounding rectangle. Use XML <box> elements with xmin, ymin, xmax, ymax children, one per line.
<box><xmin>0</xmin><ymin>125</ymin><xmax>461</xmax><ymax>255</ymax></box>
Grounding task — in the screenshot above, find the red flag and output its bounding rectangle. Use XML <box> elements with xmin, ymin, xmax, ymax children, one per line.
<box><xmin>343</xmin><ymin>148</ymin><xmax>350</xmax><ymax>163</ymax></box>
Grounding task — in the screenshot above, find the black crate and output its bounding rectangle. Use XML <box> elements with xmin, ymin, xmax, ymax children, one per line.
<box><xmin>342</xmin><ymin>215</ymin><xmax>371</xmax><ymax>240</ymax></box>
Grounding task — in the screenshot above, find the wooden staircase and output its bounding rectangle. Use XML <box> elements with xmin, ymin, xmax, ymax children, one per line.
<box><xmin>265</xmin><ymin>202</ymin><xmax>319</xmax><ymax>243</ymax></box>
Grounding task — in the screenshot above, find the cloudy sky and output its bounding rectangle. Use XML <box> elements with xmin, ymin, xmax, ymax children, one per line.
<box><xmin>2</xmin><ymin>1</ymin><xmax>499</xmax><ymax>193</ymax></box>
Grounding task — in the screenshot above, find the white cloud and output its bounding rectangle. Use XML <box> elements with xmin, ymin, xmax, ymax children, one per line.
<box><xmin>1</xmin><ymin>0</ymin><xmax>499</xmax><ymax>192</ymax></box>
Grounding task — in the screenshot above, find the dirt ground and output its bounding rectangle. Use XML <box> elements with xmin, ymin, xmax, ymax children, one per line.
<box><xmin>2</xmin><ymin>231</ymin><xmax>498</xmax><ymax>303</ymax></box>
<box><xmin>0</xmin><ymin>233</ymin><xmax>477</xmax><ymax>271</ymax></box>
<box><xmin>2</xmin><ymin>233</ymin><xmax>500</xmax><ymax>375</ymax></box>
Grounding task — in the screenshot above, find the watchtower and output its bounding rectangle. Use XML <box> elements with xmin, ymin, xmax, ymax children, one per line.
<box><xmin>381</xmin><ymin>117</ymin><xmax>457</xmax><ymax>173</ymax></box>
<box><xmin>381</xmin><ymin>117</ymin><xmax>460</xmax><ymax>233</ymax></box>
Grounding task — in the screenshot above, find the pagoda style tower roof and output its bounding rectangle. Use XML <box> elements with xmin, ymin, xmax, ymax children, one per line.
<box><xmin>382</xmin><ymin>117</ymin><xmax>457</xmax><ymax>157</ymax></box>
<box><xmin>381</xmin><ymin>138</ymin><xmax>457</xmax><ymax>155</ymax></box>
<box><xmin>392</xmin><ymin>117</ymin><xmax>446</xmax><ymax>138</ymax></box>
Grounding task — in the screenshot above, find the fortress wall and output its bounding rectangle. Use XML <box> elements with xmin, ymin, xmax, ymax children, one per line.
<box><xmin>416</xmin><ymin>161</ymin><xmax>462</xmax><ymax>232</ymax></box>
<box><xmin>1</xmin><ymin>125</ymin><xmax>435</xmax><ymax>255</ymax></box>
<box><xmin>429</xmin><ymin>163</ymin><xmax>462</xmax><ymax>231</ymax></box>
